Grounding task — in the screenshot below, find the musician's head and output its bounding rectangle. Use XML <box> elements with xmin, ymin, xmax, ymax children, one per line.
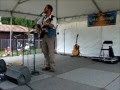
<box><xmin>44</xmin><ymin>4</ymin><xmax>53</xmax><ymax>15</ymax></box>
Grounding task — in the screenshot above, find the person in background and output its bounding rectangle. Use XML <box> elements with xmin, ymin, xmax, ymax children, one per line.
<box><xmin>24</xmin><ymin>43</ymin><xmax>30</xmax><ymax>51</ymax></box>
<box><xmin>5</xmin><ymin>47</ymin><xmax>11</xmax><ymax>56</ymax></box>
<box><xmin>17</xmin><ymin>42</ymin><xmax>23</xmax><ymax>56</ymax></box>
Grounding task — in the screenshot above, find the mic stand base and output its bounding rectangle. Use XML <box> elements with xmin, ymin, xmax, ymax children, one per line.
<box><xmin>31</xmin><ymin>70</ymin><xmax>40</xmax><ymax>76</ymax></box>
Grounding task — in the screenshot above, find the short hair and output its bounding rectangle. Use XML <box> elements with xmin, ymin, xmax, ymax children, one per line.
<box><xmin>46</xmin><ymin>4</ymin><xmax>53</xmax><ymax>12</ymax></box>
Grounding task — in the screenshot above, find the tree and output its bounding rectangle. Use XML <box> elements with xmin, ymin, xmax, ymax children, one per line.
<box><xmin>1</xmin><ymin>17</ymin><xmax>35</xmax><ymax>28</ymax></box>
<box><xmin>1</xmin><ymin>17</ymin><xmax>10</xmax><ymax>25</ymax></box>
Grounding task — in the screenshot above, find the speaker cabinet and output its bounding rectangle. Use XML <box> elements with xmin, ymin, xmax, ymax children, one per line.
<box><xmin>5</xmin><ymin>65</ymin><xmax>31</xmax><ymax>85</ymax></box>
<box><xmin>0</xmin><ymin>59</ymin><xmax>6</xmax><ymax>73</ymax></box>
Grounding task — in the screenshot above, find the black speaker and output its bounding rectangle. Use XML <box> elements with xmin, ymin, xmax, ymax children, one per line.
<box><xmin>5</xmin><ymin>65</ymin><xmax>31</xmax><ymax>85</ymax></box>
<box><xmin>0</xmin><ymin>59</ymin><xmax>6</xmax><ymax>73</ymax></box>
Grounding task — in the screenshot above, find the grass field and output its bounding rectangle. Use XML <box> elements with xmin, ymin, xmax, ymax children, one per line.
<box><xmin>0</xmin><ymin>49</ymin><xmax>42</xmax><ymax>57</ymax></box>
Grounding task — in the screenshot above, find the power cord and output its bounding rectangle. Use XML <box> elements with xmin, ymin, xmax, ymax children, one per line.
<box><xmin>25</xmin><ymin>83</ymin><xmax>34</xmax><ymax>90</ymax></box>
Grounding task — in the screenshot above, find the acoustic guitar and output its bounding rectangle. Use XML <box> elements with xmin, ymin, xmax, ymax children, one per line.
<box><xmin>72</xmin><ymin>34</ymin><xmax>80</xmax><ymax>56</ymax></box>
<box><xmin>36</xmin><ymin>15</ymin><xmax>54</xmax><ymax>39</ymax></box>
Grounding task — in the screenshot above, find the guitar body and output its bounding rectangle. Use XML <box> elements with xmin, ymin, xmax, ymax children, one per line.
<box><xmin>36</xmin><ymin>15</ymin><xmax>54</xmax><ymax>39</ymax></box>
<box><xmin>72</xmin><ymin>44</ymin><xmax>80</xmax><ymax>56</ymax></box>
<box><xmin>72</xmin><ymin>34</ymin><xmax>80</xmax><ymax>56</ymax></box>
<box><xmin>40</xmin><ymin>30</ymin><xmax>45</xmax><ymax>38</ymax></box>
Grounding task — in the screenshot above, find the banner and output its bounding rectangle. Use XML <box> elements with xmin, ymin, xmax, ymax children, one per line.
<box><xmin>88</xmin><ymin>11</ymin><xmax>117</xmax><ymax>27</ymax></box>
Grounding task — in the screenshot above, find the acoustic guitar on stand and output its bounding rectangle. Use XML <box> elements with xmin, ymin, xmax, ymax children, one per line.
<box><xmin>72</xmin><ymin>34</ymin><xmax>80</xmax><ymax>56</ymax></box>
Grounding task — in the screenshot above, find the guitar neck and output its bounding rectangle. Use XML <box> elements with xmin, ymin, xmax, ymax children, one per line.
<box><xmin>76</xmin><ymin>38</ymin><xmax>78</xmax><ymax>44</ymax></box>
<box><xmin>75</xmin><ymin>34</ymin><xmax>79</xmax><ymax>44</ymax></box>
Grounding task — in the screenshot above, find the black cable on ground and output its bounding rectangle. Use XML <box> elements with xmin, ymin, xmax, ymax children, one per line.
<box><xmin>25</xmin><ymin>83</ymin><xmax>34</xmax><ymax>90</ymax></box>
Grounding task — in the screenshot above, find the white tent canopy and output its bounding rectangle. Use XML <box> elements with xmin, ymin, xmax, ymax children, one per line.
<box><xmin>0</xmin><ymin>0</ymin><xmax>120</xmax><ymax>19</ymax></box>
<box><xmin>0</xmin><ymin>0</ymin><xmax>120</xmax><ymax>57</ymax></box>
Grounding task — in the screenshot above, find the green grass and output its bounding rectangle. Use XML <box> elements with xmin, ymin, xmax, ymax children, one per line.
<box><xmin>0</xmin><ymin>50</ymin><xmax>5</xmax><ymax>57</ymax></box>
<box><xmin>0</xmin><ymin>49</ymin><xmax>42</xmax><ymax>57</ymax></box>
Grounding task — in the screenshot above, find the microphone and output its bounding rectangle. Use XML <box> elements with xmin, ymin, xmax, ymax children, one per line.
<box><xmin>39</xmin><ymin>11</ymin><xmax>44</xmax><ymax>17</ymax></box>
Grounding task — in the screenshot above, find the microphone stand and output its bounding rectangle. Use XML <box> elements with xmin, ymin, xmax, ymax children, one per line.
<box><xmin>22</xmin><ymin>34</ymin><xmax>25</xmax><ymax>65</ymax></box>
<box><xmin>31</xmin><ymin>33</ymin><xmax>40</xmax><ymax>76</ymax></box>
<box><xmin>31</xmin><ymin>12</ymin><xmax>44</xmax><ymax>76</ymax></box>
<box><xmin>15</xmin><ymin>36</ymin><xmax>18</xmax><ymax>56</ymax></box>
<box><xmin>13</xmin><ymin>34</ymin><xmax>21</xmax><ymax>56</ymax></box>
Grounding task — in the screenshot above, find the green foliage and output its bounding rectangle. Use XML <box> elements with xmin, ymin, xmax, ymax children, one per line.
<box><xmin>1</xmin><ymin>17</ymin><xmax>35</xmax><ymax>28</ymax></box>
<box><xmin>26</xmin><ymin>19</ymin><xmax>35</xmax><ymax>28</ymax></box>
<box><xmin>1</xmin><ymin>17</ymin><xmax>11</xmax><ymax>24</ymax></box>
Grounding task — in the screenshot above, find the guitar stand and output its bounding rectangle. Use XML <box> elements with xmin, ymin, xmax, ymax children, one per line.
<box><xmin>31</xmin><ymin>36</ymin><xmax>40</xmax><ymax>76</ymax></box>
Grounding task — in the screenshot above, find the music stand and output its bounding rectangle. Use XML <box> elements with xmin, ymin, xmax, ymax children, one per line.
<box><xmin>14</xmin><ymin>34</ymin><xmax>24</xmax><ymax>65</ymax></box>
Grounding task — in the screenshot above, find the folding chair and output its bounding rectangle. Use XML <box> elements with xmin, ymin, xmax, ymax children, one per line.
<box><xmin>99</xmin><ymin>40</ymin><xmax>118</xmax><ymax>63</ymax></box>
<box><xmin>99</xmin><ymin>41</ymin><xmax>113</xmax><ymax>58</ymax></box>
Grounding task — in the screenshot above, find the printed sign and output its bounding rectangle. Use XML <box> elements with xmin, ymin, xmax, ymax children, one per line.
<box><xmin>88</xmin><ymin>11</ymin><xmax>117</xmax><ymax>27</ymax></box>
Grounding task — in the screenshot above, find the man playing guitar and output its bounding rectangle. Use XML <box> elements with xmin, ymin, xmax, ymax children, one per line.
<box><xmin>37</xmin><ymin>4</ymin><xmax>57</xmax><ymax>72</ymax></box>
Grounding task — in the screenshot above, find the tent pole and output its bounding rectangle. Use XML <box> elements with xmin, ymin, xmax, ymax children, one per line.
<box><xmin>56</xmin><ymin>0</ymin><xmax>58</xmax><ymax>53</ymax></box>
<box><xmin>119</xmin><ymin>0</ymin><xmax>120</xmax><ymax>56</ymax></box>
<box><xmin>64</xmin><ymin>29</ymin><xmax>66</xmax><ymax>55</ymax></box>
<box><xmin>56</xmin><ymin>0</ymin><xmax>58</xmax><ymax>18</ymax></box>
<box><xmin>10</xmin><ymin>13</ymin><xmax>13</xmax><ymax>56</ymax></box>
